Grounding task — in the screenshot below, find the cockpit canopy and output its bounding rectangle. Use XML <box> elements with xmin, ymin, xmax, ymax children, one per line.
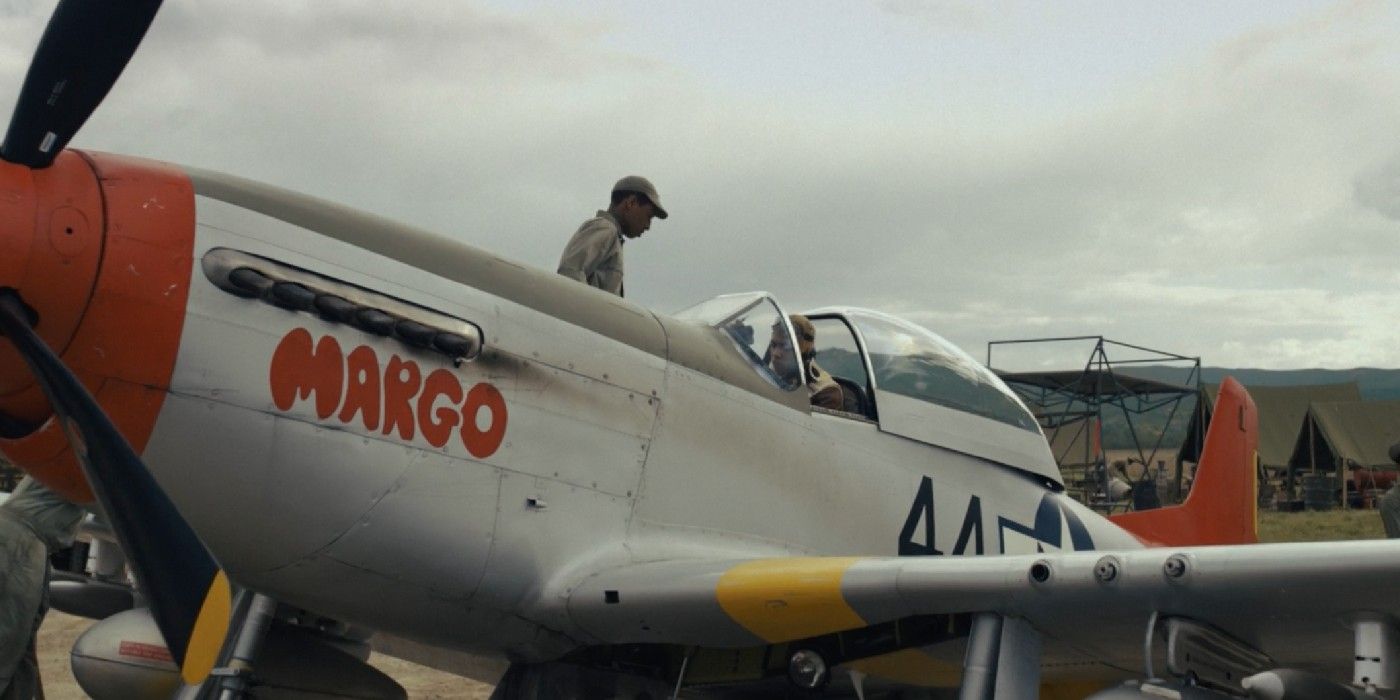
<box><xmin>835</xmin><ymin>309</ymin><xmax>1037</xmax><ymax>433</ymax></box>
<box><xmin>674</xmin><ymin>293</ymin><xmax>804</xmax><ymax>392</ymax></box>
<box><xmin>675</xmin><ymin>294</ymin><xmax>1060</xmax><ymax>485</ymax></box>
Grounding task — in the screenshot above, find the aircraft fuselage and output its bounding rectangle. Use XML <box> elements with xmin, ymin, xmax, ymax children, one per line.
<box><xmin>3</xmin><ymin>154</ymin><xmax>1143</xmax><ymax>666</ymax></box>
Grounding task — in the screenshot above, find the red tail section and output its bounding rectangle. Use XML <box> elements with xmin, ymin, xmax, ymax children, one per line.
<box><xmin>1109</xmin><ymin>377</ymin><xmax>1259</xmax><ymax>546</ymax></box>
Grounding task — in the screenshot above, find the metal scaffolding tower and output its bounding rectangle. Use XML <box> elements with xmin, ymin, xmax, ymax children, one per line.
<box><xmin>987</xmin><ymin>336</ymin><xmax>1202</xmax><ymax>512</ymax></box>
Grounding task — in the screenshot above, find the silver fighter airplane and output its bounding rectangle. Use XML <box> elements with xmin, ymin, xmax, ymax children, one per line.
<box><xmin>1</xmin><ymin>3</ymin><xmax>1398</xmax><ymax>699</ymax></box>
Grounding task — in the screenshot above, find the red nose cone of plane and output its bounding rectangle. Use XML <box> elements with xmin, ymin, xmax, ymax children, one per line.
<box><xmin>0</xmin><ymin>151</ymin><xmax>106</xmax><ymax>429</ymax></box>
<box><xmin>0</xmin><ymin>151</ymin><xmax>195</xmax><ymax>502</ymax></box>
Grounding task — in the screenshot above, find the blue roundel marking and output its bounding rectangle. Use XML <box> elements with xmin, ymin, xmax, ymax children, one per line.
<box><xmin>995</xmin><ymin>493</ymin><xmax>1096</xmax><ymax>553</ymax></box>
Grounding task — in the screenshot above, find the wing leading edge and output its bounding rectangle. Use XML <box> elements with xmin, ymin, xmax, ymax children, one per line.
<box><xmin>564</xmin><ymin>541</ymin><xmax>1400</xmax><ymax>689</ymax></box>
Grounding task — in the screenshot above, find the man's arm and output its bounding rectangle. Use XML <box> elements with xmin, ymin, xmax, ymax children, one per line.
<box><xmin>0</xmin><ymin>477</ymin><xmax>84</xmax><ymax>550</ymax></box>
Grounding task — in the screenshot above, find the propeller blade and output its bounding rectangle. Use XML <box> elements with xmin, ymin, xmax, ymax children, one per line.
<box><xmin>0</xmin><ymin>292</ymin><xmax>230</xmax><ymax>685</ymax></box>
<box><xmin>0</xmin><ymin>0</ymin><xmax>164</xmax><ymax>168</ymax></box>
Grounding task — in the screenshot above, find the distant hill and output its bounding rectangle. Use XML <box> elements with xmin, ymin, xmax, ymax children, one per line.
<box><xmin>1022</xmin><ymin>366</ymin><xmax>1400</xmax><ymax>451</ymax></box>
<box><xmin>1197</xmin><ymin>368</ymin><xmax>1400</xmax><ymax>401</ymax></box>
<box><xmin>1117</xmin><ymin>366</ymin><xmax>1400</xmax><ymax>401</ymax></box>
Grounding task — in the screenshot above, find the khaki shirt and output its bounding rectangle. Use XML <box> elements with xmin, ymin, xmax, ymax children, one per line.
<box><xmin>557</xmin><ymin>211</ymin><xmax>625</xmax><ymax>297</ymax></box>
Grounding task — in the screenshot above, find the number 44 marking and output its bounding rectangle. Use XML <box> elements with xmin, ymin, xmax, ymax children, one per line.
<box><xmin>898</xmin><ymin>476</ymin><xmax>985</xmax><ymax>556</ymax></box>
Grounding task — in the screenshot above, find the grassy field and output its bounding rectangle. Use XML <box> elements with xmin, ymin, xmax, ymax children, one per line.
<box><xmin>1257</xmin><ymin>508</ymin><xmax>1388</xmax><ymax>543</ymax></box>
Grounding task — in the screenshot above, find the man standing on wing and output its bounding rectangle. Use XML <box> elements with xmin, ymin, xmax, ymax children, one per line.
<box><xmin>557</xmin><ymin>176</ymin><xmax>669</xmax><ymax>297</ymax></box>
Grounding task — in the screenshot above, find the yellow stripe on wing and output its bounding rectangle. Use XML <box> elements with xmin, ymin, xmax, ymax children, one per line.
<box><xmin>181</xmin><ymin>570</ymin><xmax>232</xmax><ymax>685</ymax></box>
<box><xmin>716</xmin><ymin>558</ymin><xmax>865</xmax><ymax>642</ymax></box>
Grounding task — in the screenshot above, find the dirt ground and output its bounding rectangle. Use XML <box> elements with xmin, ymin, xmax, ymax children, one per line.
<box><xmin>36</xmin><ymin>611</ymin><xmax>495</xmax><ymax>699</ymax></box>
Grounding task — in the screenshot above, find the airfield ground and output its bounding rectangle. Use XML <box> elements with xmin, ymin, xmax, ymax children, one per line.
<box><xmin>1257</xmin><ymin>508</ymin><xmax>1387</xmax><ymax>541</ymax></box>
<box><xmin>34</xmin><ymin>509</ymin><xmax>1391</xmax><ymax>698</ymax></box>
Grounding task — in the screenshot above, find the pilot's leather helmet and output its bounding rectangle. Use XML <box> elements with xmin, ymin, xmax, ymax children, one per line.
<box><xmin>789</xmin><ymin>314</ymin><xmax>816</xmax><ymax>346</ymax></box>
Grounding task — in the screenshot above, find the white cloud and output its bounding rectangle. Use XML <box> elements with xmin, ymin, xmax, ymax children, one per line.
<box><xmin>875</xmin><ymin>0</ymin><xmax>996</xmax><ymax>32</ymax></box>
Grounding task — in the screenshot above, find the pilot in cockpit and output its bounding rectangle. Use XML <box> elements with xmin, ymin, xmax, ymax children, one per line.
<box><xmin>771</xmin><ymin>315</ymin><xmax>844</xmax><ymax>410</ymax></box>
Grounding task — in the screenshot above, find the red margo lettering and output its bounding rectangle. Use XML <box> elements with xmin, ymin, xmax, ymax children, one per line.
<box><xmin>269</xmin><ymin>328</ymin><xmax>342</xmax><ymax>420</ymax></box>
<box><xmin>268</xmin><ymin>329</ymin><xmax>507</xmax><ymax>458</ymax></box>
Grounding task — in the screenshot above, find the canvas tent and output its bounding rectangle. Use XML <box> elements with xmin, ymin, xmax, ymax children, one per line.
<box><xmin>997</xmin><ymin>370</ymin><xmax>1196</xmax><ymax>399</ymax></box>
<box><xmin>1289</xmin><ymin>400</ymin><xmax>1400</xmax><ymax>474</ymax></box>
<box><xmin>1179</xmin><ymin>382</ymin><xmax>1362</xmax><ymax>471</ymax></box>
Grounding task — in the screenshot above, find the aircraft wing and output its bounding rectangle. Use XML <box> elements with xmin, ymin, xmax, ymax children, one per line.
<box><xmin>566</xmin><ymin>541</ymin><xmax>1400</xmax><ymax>690</ymax></box>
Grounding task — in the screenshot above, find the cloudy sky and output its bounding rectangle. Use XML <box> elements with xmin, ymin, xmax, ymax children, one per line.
<box><xmin>3</xmin><ymin>1</ymin><xmax>1398</xmax><ymax>370</ymax></box>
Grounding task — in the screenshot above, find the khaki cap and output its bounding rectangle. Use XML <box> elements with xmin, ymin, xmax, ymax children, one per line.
<box><xmin>612</xmin><ymin>175</ymin><xmax>668</xmax><ymax>219</ymax></box>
